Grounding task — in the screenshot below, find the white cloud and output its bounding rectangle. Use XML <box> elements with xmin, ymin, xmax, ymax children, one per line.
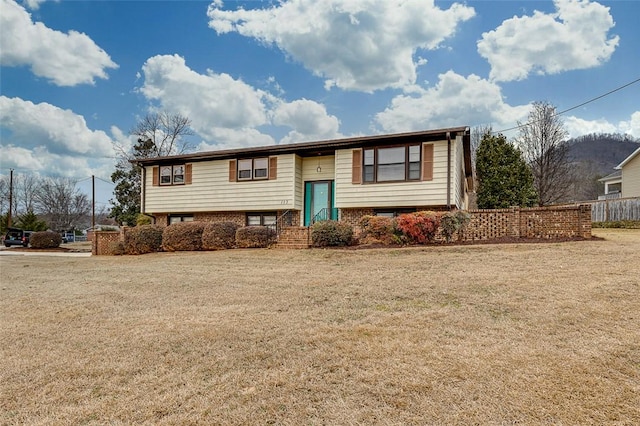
<box><xmin>375</xmin><ymin>71</ymin><xmax>530</xmax><ymax>133</ymax></box>
<box><xmin>21</xmin><ymin>0</ymin><xmax>48</xmax><ymax>10</ymax></box>
<box><xmin>0</xmin><ymin>0</ymin><xmax>117</xmax><ymax>86</ymax></box>
<box><xmin>0</xmin><ymin>96</ymin><xmax>116</xmax><ymax>178</ymax></box>
<box><xmin>208</xmin><ymin>0</ymin><xmax>475</xmax><ymax>92</ymax></box>
<box><xmin>478</xmin><ymin>0</ymin><xmax>619</xmax><ymax>82</ymax></box>
<box><xmin>618</xmin><ymin>111</ymin><xmax>640</xmax><ymax>138</ymax></box>
<box><xmin>564</xmin><ymin>116</ymin><xmax>618</xmax><ymax>138</ymax></box>
<box><xmin>272</xmin><ymin>99</ymin><xmax>342</xmax><ymax>144</ymax></box>
<box><xmin>139</xmin><ymin>54</ymin><xmax>342</xmax><ymax>148</ymax></box>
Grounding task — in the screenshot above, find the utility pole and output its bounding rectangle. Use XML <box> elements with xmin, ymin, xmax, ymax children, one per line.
<box><xmin>7</xmin><ymin>169</ymin><xmax>13</xmax><ymax>228</ymax></box>
<box><xmin>92</xmin><ymin>175</ymin><xmax>95</xmax><ymax>230</ymax></box>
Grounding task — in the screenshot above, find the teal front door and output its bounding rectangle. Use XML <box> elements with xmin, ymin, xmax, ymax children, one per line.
<box><xmin>304</xmin><ymin>181</ymin><xmax>336</xmax><ymax>226</ymax></box>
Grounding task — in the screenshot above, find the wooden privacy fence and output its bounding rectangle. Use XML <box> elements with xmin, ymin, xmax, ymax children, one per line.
<box><xmin>591</xmin><ymin>197</ymin><xmax>640</xmax><ymax>222</ymax></box>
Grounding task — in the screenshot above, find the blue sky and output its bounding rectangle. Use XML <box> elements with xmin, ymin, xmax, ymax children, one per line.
<box><xmin>1</xmin><ymin>0</ymin><xmax>639</xmax><ymax>208</ymax></box>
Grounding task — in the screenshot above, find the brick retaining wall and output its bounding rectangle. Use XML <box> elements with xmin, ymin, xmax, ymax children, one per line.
<box><xmin>92</xmin><ymin>231</ymin><xmax>122</xmax><ymax>255</ymax></box>
<box><xmin>462</xmin><ymin>204</ymin><xmax>591</xmax><ymax>241</ymax></box>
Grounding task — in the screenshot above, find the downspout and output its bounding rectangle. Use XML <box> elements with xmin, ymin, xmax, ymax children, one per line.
<box><xmin>140</xmin><ymin>164</ymin><xmax>146</xmax><ymax>216</ymax></box>
<box><xmin>446</xmin><ymin>131</ymin><xmax>451</xmax><ymax>210</ymax></box>
<box><xmin>139</xmin><ymin>164</ymin><xmax>156</xmax><ymax>224</ymax></box>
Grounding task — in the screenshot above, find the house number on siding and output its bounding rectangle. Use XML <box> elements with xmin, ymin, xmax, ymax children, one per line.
<box><xmin>280</xmin><ymin>200</ymin><xmax>289</xmax><ymax>205</ymax></box>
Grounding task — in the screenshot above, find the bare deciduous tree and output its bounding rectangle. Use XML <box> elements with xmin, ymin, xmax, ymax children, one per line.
<box><xmin>110</xmin><ymin>112</ymin><xmax>194</xmax><ymax>226</ymax></box>
<box><xmin>14</xmin><ymin>174</ymin><xmax>39</xmax><ymax>214</ymax></box>
<box><xmin>126</xmin><ymin>112</ymin><xmax>194</xmax><ymax>159</ymax></box>
<box><xmin>516</xmin><ymin>101</ymin><xmax>572</xmax><ymax>206</ymax></box>
<box><xmin>34</xmin><ymin>177</ymin><xmax>91</xmax><ymax>231</ymax></box>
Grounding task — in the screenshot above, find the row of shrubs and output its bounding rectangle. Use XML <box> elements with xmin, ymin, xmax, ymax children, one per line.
<box><xmin>309</xmin><ymin>210</ymin><xmax>471</xmax><ymax>248</ymax></box>
<box><xmin>108</xmin><ymin>210</ymin><xmax>471</xmax><ymax>255</ymax></box>
<box><xmin>357</xmin><ymin>210</ymin><xmax>472</xmax><ymax>245</ymax></box>
<box><xmin>112</xmin><ymin>222</ymin><xmax>277</xmax><ymax>255</ymax></box>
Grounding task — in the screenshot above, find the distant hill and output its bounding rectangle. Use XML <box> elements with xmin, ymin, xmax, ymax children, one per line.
<box><xmin>565</xmin><ymin>133</ymin><xmax>638</xmax><ymax>201</ymax></box>
<box><xmin>568</xmin><ymin>133</ymin><xmax>639</xmax><ymax>176</ymax></box>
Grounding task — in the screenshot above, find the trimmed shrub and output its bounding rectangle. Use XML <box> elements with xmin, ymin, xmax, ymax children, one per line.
<box><xmin>440</xmin><ymin>210</ymin><xmax>472</xmax><ymax>243</ymax></box>
<box><xmin>236</xmin><ymin>226</ymin><xmax>275</xmax><ymax>248</ymax></box>
<box><xmin>311</xmin><ymin>220</ymin><xmax>353</xmax><ymax>247</ymax></box>
<box><xmin>395</xmin><ymin>211</ymin><xmax>440</xmax><ymax>244</ymax></box>
<box><xmin>358</xmin><ymin>215</ymin><xmax>397</xmax><ymax>245</ymax></box>
<box><xmin>107</xmin><ymin>241</ymin><xmax>125</xmax><ymax>256</ymax></box>
<box><xmin>202</xmin><ymin>221</ymin><xmax>239</xmax><ymax>250</ymax></box>
<box><xmin>30</xmin><ymin>231</ymin><xmax>62</xmax><ymax>248</ymax></box>
<box><xmin>124</xmin><ymin>224</ymin><xmax>163</xmax><ymax>255</ymax></box>
<box><xmin>162</xmin><ymin>221</ymin><xmax>206</xmax><ymax>252</ymax></box>
<box><xmin>136</xmin><ymin>214</ymin><xmax>152</xmax><ymax>226</ymax></box>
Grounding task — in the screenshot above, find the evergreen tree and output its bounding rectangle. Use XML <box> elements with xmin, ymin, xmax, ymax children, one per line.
<box><xmin>476</xmin><ymin>133</ymin><xmax>538</xmax><ymax>209</ymax></box>
<box><xmin>110</xmin><ymin>138</ymin><xmax>155</xmax><ymax>226</ymax></box>
<box><xmin>14</xmin><ymin>210</ymin><xmax>48</xmax><ymax>231</ymax></box>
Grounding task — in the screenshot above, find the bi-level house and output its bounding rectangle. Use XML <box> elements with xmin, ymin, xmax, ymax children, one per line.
<box><xmin>133</xmin><ymin>127</ymin><xmax>474</xmax><ymax>231</ymax></box>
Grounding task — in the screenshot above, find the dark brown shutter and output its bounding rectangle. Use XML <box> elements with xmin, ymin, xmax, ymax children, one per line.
<box><xmin>422</xmin><ymin>143</ymin><xmax>434</xmax><ymax>181</ymax></box>
<box><xmin>352</xmin><ymin>149</ymin><xmax>362</xmax><ymax>184</ymax></box>
<box><xmin>229</xmin><ymin>160</ymin><xmax>236</xmax><ymax>182</ymax></box>
<box><xmin>185</xmin><ymin>164</ymin><xmax>192</xmax><ymax>184</ymax></box>
<box><xmin>269</xmin><ymin>157</ymin><xmax>277</xmax><ymax>180</ymax></box>
<box><xmin>152</xmin><ymin>166</ymin><xmax>159</xmax><ymax>186</ymax></box>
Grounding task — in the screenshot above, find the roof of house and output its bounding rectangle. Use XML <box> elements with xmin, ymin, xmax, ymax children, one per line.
<box><xmin>598</xmin><ymin>169</ymin><xmax>622</xmax><ymax>182</ymax></box>
<box><xmin>616</xmin><ymin>146</ymin><xmax>640</xmax><ymax>169</ymax></box>
<box><xmin>132</xmin><ymin>126</ymin><xmax>470</xmax><ymax>166</ymax></box>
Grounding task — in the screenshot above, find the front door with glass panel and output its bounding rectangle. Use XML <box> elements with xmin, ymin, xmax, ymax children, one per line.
<box><xmin>304</xmin><ymin>181</ymin><xmax>335</xmax><ymax>226</ymax></box>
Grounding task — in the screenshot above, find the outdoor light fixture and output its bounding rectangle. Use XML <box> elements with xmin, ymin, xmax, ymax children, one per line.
<box><xmin>317</xmin><ymin>165</ymin><xmax>322</xmax><ymax>173</ymax></box>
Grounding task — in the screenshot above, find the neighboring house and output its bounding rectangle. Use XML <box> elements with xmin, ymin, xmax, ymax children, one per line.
<box><xmin>617</xmin><ymin>146</ymin><xmax>640</xmax><ymax>198</ymax></box>
<box><xmin>598</xmin><ymin>170</ymin><xmax>622</xmax><ymax>200</ymax></box>
<box><xmin>133</xmin><ymin>127</ymin><xmax>474</xmax><ymax>229</ymax></box>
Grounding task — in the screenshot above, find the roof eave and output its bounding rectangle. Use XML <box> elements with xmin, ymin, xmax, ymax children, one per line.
<box><xmin>131</xmin><ymin>126</ymin><xmax>470</xmax><ymax>166</ymax></box>
<box><xmin>616</xmin><ymin>146</ymin><xmax>640</xmax><ymax>169</ymax></box>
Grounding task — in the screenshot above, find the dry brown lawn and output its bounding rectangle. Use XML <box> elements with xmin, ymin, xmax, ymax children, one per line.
<box><xmin>1</xmin><ymin>229</ymin><xmax>639</xmax><ymax>425</ymax></box>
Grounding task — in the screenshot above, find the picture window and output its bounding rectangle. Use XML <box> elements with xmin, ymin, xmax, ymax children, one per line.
<box><xmin>363</xmin><ymin>145</ymin><xmax>421</xmax><ymax>183</ymax></box>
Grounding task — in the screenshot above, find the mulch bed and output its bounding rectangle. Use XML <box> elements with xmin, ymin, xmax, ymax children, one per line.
<box><xmin>340</xmin><ymin>236</ymin><xmax>603</xmax><ymax>250</ymax></box>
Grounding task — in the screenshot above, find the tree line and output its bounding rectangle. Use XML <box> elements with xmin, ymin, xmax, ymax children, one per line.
<box><xmin>0</xmin><ymin>175</ymin><xmax>103</xmax><ymax>233</ymax></box>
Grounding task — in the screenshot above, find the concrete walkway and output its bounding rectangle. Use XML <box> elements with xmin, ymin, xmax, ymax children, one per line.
<box><xmin>0</xmin><ymin>249</ymin><xmax>91</xmax><ymax>257</ymax></box>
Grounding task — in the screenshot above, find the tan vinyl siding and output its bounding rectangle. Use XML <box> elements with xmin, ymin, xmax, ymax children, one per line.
<box><xmin>335</xmin><ymin>141</ymin><xmax>450</xmax><ymax>208</ymax></box>
<box><xmin>144</xmin><ymin>154</ymin><xmax>296</xmax><ymax>213</ymax></box>
<box><xmin>621</xmin><ymin>153</ymin><xmax>640</xmax><ymax>198</ymax></box>
<box><xmin>301</xmin><ymin>156</ymin><xmax>335</xmax><ymax>181</ymax></box>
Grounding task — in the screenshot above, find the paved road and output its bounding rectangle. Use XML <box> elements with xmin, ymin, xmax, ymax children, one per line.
<box><xmin>0</xmin><ymin>248</ymin><xmax>91</xmax><ymax>257</ymax></box>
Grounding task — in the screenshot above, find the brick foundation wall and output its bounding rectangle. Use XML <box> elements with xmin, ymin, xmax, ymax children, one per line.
<box><xmin>195</xmin><ymin>212</ymin><xmax>246</xmax><ymax>226</ymax></box>
<box><xmin>151</xmin><ymin>210</ymin><xmax>300</xmax><ymax>227</ymax></box>
<box><xmin>340</xmin><ymin>208</ymin><xmax>375</xmax><ymax>229</ymax></box>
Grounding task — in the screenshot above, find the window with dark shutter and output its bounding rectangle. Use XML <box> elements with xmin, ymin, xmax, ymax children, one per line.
<box><xmin>152</xmin><ymin>167</ymin><xmax>159</xmax><ymax>186</ymax></box>
<box><xmin>422</xmin><ymin>143</ymin><xmax>434</xmax><ymax>181</ymax></box>
<box><xmin>185</xmin><ymin>164</ymin><xmax>192</xmax><ymax>184</ymax></box>
<box><xmin>269</xmin><ymin>157</ymin><xmax>277</xmax><ymax>180</ymax></box>
<box><xmin>229</xmin><ymin>160</ymin><xmax>237</xmax><ymax>182</ymax></box>
<box><xmin>352</xmin><ymin>149</ymin><xmax>362</xmax><ymax>184</ymax></box>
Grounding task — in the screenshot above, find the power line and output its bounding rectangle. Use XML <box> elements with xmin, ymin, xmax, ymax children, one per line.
<box><xmin>493</xmin><ymin>76</ymin><xmax>640</xmax><ymax>135</ymax></box>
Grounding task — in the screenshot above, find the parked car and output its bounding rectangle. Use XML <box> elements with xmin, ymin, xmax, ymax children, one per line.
<box><xmin>4</xmin><ymin>228</ymin><xmax>33</xmax><ymax>247</ymax></box>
